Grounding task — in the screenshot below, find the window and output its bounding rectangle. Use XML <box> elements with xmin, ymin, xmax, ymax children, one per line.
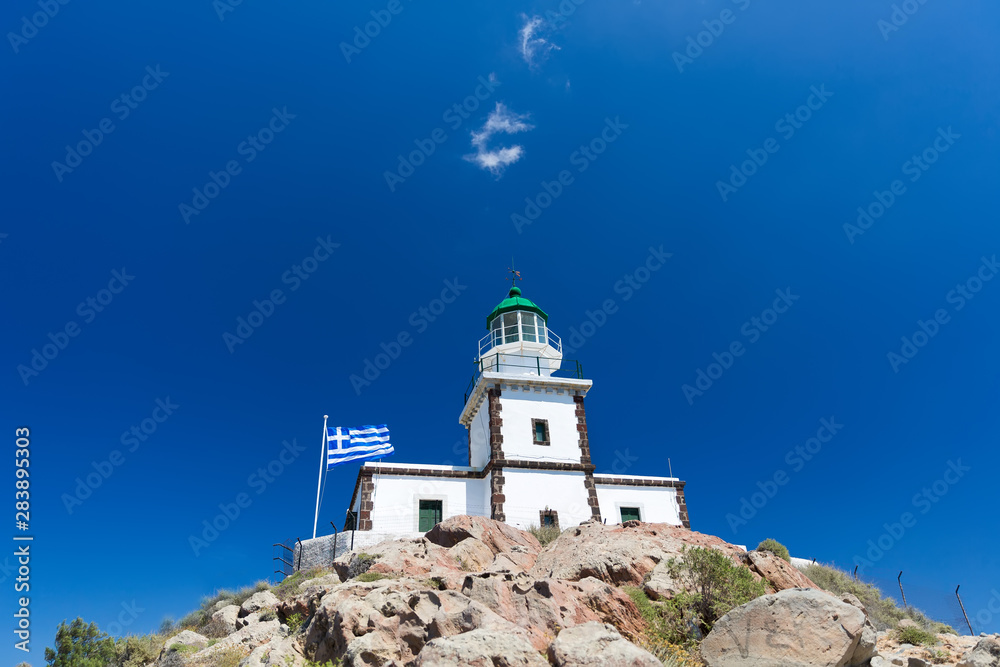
<box><xmin>418</xmin><ymin>500</ymin><xmax>443</xmax><ymax>532</ymax></box>
<box><xmin>532</xmin><ymin>418</ymin><xmax>549</xmax><ymax>446</ymax></box>
<box><xmin>620</xmin><ymin>507</ymin><xmax>641</xmax><ymax>523</ymax></box>
<box><xmin>521</xmin><ymin>312</ymin><xmax>537</xmax><ymax>342</ymax></box>
<box><xmin>540</xmin><ymin>509</ymin><xmax>559</xmax><ymax>529</ymax></box>
<box><xmin>502</xmin><ymin>312</ymin><xmax>519</xmax><ymax>343</ymax></box>
<box><xmin>491</xmin><ymin>316</ymin><xmax>502</xmax><ymax>348</ymax></box>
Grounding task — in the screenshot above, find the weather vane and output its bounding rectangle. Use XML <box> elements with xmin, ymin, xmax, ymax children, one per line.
<box><xmin>507</xmin><ymin>260</ymin><xmax>522</xmax><ymax>288</ymax></box>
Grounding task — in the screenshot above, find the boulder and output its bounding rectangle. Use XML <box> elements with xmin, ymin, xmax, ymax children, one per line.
<box><xmin>163</xmin><ymin>629</ymin><xmax>208</xmax><ymax>651</ymax></box>
<box><xmin>304</xmin><ymin>578</ymin><xmax>529</xmax><ymax>665</ymax></box>
<box><xmin>743</xmin><ymin>550</ymin><xmax>818</xmax><ymax>592</ymax></box>
<box><xmin>196</xmin><ymin>619</ymin><xmax>283</xmax><ymax>658</ymax></box>
<box><xmin>236</xmin><ymin>612</ymin><xmax>260</xmax><ymax>629</ymax></box>
<box><xmin>701</xmin><ymin>588</ymin><xmax>875</xmax><ymax>667</ymax></box>
<box><xmin>959</xmin><ymin>637</ymin><xmax>1000</xmax><ymax>667</ymax></box>
<box><xmin>425</xmin><ymin>515</ymin><xmax>542</xmax><ymax>557</ymax></box>
<box><xmin>458</xmin><ymin>572</ymin><xmax>646</xmax><ymax>649</ymax></box>
<box><xmin>415</xmin><ymin>629</ymin><xmax>548</xmax><ymax>666</ymax></box>
<box><xmin>898</xmin><ymin>618</ymin><xmax>920</xmax><ymax>631</ymax></box>
<box><xmin>240</xmin><ymin>590</ymin><xmax>280</xmax><ymax>617</ymax></box>
<box><xmin>211</xmin><ymin>604</ymin><xmax>240</xmax><ymax>634</ymax></box>
<box><xmin>549</xmin><ymin>621</ymin><xmax>661</xmax><ymax>667</ymax></box>
<box><xmin>243</xmin><ymin>635</ymin><xmax>305</xmax><ymax>667</ymax></box>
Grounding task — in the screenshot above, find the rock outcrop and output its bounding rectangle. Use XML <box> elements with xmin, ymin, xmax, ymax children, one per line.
<box><xmin>149</xmin><ymin>515</ymin><xmax>982</xmax><ymax>667</ymax></box>
<box><xmin>700</xmin><ymin>587</ymin><xmax>876</xmax><ymax>667</ymax></box>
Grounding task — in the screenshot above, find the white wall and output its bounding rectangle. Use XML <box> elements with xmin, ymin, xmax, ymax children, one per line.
<box><xmin>368</xmin><ymin>474</ymin><xmax>489</xmax><ymax>533</ymax></box>
<box><xmin>595</xmin><ymin>484</ymin><xmax>681</xmax><ymax>526</ymax></box>
<box><xmin>469</xmin><ymin>403</ymin><xmax>490</xmax><ymax>468</ymax></box>
<box><xmin>499</xmin><ymin>387</ymin><xmax>581</xmax><ymax>463</ymax></box>
<box><xmin>501</xmin><ymin>469</ymin><xmax>592</xmax><ymax>530</ymax></box>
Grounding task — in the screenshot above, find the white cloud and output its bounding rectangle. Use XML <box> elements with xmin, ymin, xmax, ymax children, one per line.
<box><xmin>518</xmin><ymin>14</ymin><xmax>560</xmax><ymax>68</ymax></box>
<box><xmin>464</xmin><ymin>103</ymin><xmax>534</xmax><ymax>177</ymax></box>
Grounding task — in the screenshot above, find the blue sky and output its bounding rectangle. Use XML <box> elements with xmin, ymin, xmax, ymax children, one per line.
<box><xmin>3</xmin><ymin>0</ymin><xmax>999</xmax><ymax>661</ymax></box>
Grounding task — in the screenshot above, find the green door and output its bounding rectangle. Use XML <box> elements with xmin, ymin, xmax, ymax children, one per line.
<box><xmin>620</xmin><ymin>507</ymin><xmax>641</xmax><ymax>522</ymax></box>
<box><xmin>419</xmin><ymin>500</ymin><xmax>442</xmax><ymax>532</ymax></box>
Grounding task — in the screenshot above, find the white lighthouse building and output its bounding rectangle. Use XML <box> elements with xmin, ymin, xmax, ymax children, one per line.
<box><xmin>331</xmin><ymin>285</ymin><xmax>690</xmax><ymax>550</ymax></box>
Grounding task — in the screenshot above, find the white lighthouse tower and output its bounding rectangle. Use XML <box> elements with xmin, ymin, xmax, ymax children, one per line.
<box><xmin>332</xmin><ymin>280</ymin><xmax>689</xmax><ymax>552</ymax></box>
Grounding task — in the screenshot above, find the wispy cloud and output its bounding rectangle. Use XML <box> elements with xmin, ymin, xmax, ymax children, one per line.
<box><xmin>519</xmin><ymin>14</ymin><xmax>560</xmax><ymax>68</ymax></box>
<box><xmin>464</xmin><ymin>103</ymin><xmax>534</xmax><ymax>177</ymax></box>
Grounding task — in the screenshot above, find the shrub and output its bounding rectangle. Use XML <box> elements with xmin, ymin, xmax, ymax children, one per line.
<box><xmin>755</xmin><ymin>538</ymin><xmax>791</xmax><ymax>562</ymax></box>
<box><xmin>286</xmin><ymin>613</ymin><xmax>305</xmax><ymax>634</ymax></box>
<box><xmin>355</xmin><ymin>571</ymin><xmax>389</xmax><ymax>582</ymax></box>
<box><xmin>527</xmin><ymin>523</ymin><xmax>561</xmax><ymax>547</ymax></box>
<box><xmin>45</xmin><ymin>617</ymin><xmax>117</xmax><ymax>667</ymax></box>
<box><xmin>259</xmin><ymin>608</ymin><xmax>277</xmax><ymax>622</ymax></box>
<box><xmin>214</xmin><ymin>646</ymin><xmax>250</xmax><ymax>667</ymax></box>
<box><xmin>200</xmin><ymin>617</ymin><xmax>231</xmax><ymax>639</ymax></box>
<box><xmin>803</xmin><ymin>563</ymin><xmax>952</xmax><ymax>633</ymax></box>
<box><xmin>897</xmin><ymin>625</ymin><xmax>938</xmax><ymax>646</ymax></box>
<box><xmin>625</xmin><ymin>546</ymin><xmax>766</xmax><ymax>649</ymax></box>
<box><xmin>115</xmin><ymin>634</ymin><xmax>164</xmax><ymax>667</ymax></box>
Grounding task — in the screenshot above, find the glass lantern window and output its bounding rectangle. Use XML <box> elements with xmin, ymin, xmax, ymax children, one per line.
<box><xmin>521</xmin><ymin>313</ymin><xmax>537</xmax><ymax>342</ymax></box>
<box><xmin>503</xmin><ymin>312</ymin><xmax>519</xmax><ymax>343</ymax></box>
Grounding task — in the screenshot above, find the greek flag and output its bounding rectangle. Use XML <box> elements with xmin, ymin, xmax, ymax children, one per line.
<box><xmin>327</xmin><ymin>424</ymin><xmax>394</xmax><ymax>468</ymax></box>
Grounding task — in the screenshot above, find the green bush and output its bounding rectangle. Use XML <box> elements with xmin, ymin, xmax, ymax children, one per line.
<box><xmin>755</xmin><ymin>538</ymin><xmax>791</xmax><ymax>562</ymax></box>
<box><xmin>355</xmin><ymin>571</ymin><xmax>389</xmax><ymax>582</ymax></box>
<box><xmin>527</xmin><ymin>524</ymin><xmax>561</xmax><ymax>547</ymax></box>
<box><xmin>897</xmin><ymin>625</ymin><xmax>938</xmax><ymax>646</ymax></box>
<box><xmin>115</xmin><ymin>634</ymin><xmax>164</xmax><ymax>667</ymax></box>
<box><xmin>625</xmin><ymin>546</ymin><xmax>767</xmax><ymax>648</ymax></box>
<box><xmin>286</xmin><ymin>613</ymin><xmax>305</xmax><ymax>634</ymax></box>
<box><xmin>45</xmin><ymin>618</ymin><xmax>117</xmax><ymax>667</ymax></box>
<box><xmin>803</xmin><ymin>563</ymin><xmax>954</xmax><ymax>633</ymax></box>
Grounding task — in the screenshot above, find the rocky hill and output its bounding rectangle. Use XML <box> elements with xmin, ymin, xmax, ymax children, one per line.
<box><xmin>146</xmin><ymin>517</ymin><xmax>998</xmax><ymax>667</ymax></box>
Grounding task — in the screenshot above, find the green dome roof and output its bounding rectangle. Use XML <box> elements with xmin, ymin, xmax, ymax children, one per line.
<box><xmin>485</xmin><ymin>287</ymin><xmax>549</xmax><ymax>330</ymax></box>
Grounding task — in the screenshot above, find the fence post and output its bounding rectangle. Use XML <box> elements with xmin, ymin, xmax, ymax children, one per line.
<box><xmin>956</xmin><ymin>585</ymin><xmax>974</xmax><ymax>636</ymax></box>
<box><xmin>330</xmin><ymin>521</ymin><xmax>338</xmax><ymax>562</ymax></box>
<box><xmin>898</xmin><ymin>571</ymin><xmax>907</xmax><ymax>609</ymax></box>
<box><xmin>296</xmin><ymin>538</ymin><xmax>303</xmax><ymax>572</ymax></box>
<box><xmin>853</xmin><ymin>565</ymin><xmax>858</xmax><ymax>581</ymax></box>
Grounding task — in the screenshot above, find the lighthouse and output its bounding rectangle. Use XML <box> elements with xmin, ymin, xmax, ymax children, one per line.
<box><xmin>334</xmin><ymin>282</ymin><xmax>689</xmax><ymax>550</ymax></box>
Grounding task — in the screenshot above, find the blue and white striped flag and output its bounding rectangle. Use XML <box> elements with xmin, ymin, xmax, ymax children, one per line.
<box><xmin>327</xmin><ymin>424</ymin><xmax>394</xmax><ymax>469</ymax></box>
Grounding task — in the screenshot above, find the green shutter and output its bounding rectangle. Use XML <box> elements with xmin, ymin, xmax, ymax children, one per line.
<box><xmin>419</xmin><ymin>500</ymin><xmax>442</xmax><ymax>532</ymax></box>
<box><xmin>620</xmin><ymin>507</ymin><xmax>641</xmax><ymax>522</ymax></box>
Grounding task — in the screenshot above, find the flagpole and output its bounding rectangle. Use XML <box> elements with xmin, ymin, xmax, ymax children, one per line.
<box><xmin>312</xmin><ymin>415</ymin><xmax>329</xmax><ymax>539</ymax></box>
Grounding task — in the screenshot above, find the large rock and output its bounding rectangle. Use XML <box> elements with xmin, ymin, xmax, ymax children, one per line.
<box><xmin>959</xmin><ymin>637</ymin><xmax>1000</xmax><ymax>667</ymax></box>
<box><xmin>701</xmin><ymin>588</ymin><xmax>875</xmax><ymax>667</ymax></box>
<box><xmin>240</xmin><ymin>590</ymin><xmax>280</xmax><ymax>617</ymax></box>
<box><xmin>549</xmin><ymin>621</ymin><xmax>661</xmax><ymax>667</ymax></box>
<box><xmin>303</xmin><ymin>578</ymin><xmax>529</xmax><ymax>665</ymax></box>
<box><xmin>415</xmin><ymin>629</ymin><xmax>548</xmax><ymax>666</ymax></box>
<box><xmin>425</xmin><ymin>515</ymin><xmax>542</xmax><ymax>557</ymax></box>
<box><xmin>211</xmin><ymin>604</ymin><xmax>240</xmax><ymax>634</ymax></box>
<box><xmin>459</xmin><ymin>572</ymin><xmax>647</xmax><ymax>649</ymax></box>
<box><xmin>744</xmin><ymin>550</ymin><xmax>817</xmax><ymax>592</ymax></box>
<box><xmin>531</xmin><ymin>521</ymin><xmax>810</xmax><ymax>594</ymax></box>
